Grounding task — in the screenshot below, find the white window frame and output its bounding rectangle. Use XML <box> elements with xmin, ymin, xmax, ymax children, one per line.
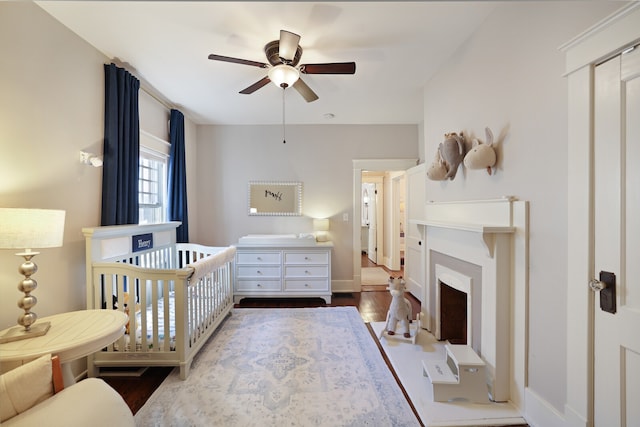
<box><xmin>139</xmin><ymin>130</ymin><xmax>170</xmax><ymax>225</ymax></box>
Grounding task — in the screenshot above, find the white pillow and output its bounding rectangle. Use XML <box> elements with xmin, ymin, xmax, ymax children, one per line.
<box><xmin>0</xmin><ymin>354</ymin><xmax>54</xmax><ymax>422</ymax></box>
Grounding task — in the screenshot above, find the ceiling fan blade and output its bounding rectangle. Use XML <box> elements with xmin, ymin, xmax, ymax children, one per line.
<box><xmin>208</xmin><ymin>54</ymin><xmax>267</xmax><ymax>68</ymax></box>
<box><xmin>239</xmin><ymin>76</ymin><xmax>271</xmax><ymax>94</ymax></box>
<box><xmin>279</xmin><ymin>30</ymin><xmax>301</xmax><ymax>63</ymax></box>
<box><xmin>293</xmin><ymin>78</ymin><xmax>319</xmax><ymax>103</ymax></box>
<box><xmin>300</xmin><ymin>62</ymin><xmax>356</xmax><ymax>75</ymax></box>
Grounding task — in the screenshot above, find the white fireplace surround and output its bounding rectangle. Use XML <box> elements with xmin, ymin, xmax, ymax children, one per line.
<box><xmin>411</xmin><ymin>197</ymin><xmax>528</xmax><ymax>407</ymax></box>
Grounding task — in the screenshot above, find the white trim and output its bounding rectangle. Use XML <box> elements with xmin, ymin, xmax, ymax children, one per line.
<box><xmin>140</xmin><ymin>129</ymin><xmax>170</xmax><ymax>157</ymax></box>
<box><xmin>560</xmin><ymin>3</ymin><xmax>640</xmax><ymax>76</ymax></box>
<box><xmin>420</xmin><ymin>198</ymin><xmax>527</xmax><ymax>404</ymax></box>
<box><xmin>434</xmin><ymin>264</ymin><xmax>473</xmax><ymax>348</ymax></box>
<box><xmin>564</xmin><ymin>4</ymin><xmax>640</xmax><ymax>426</ymax></box>
<box><xmin>524</xmin><ymin>387</ymin><xmax>566</xmax><ymax>427</ymax></box>
<box><xmin>140</xmin><ymin>144</ymin><xmax>168</xmax><ymax>163</ymax></box>
<box><xmin>352</xmin><ymin>159</ymin><xmax>417</xmax><ymax>292</ymax></box>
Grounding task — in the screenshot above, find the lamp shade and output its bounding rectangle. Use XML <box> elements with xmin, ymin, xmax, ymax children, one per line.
<box><xmin>313</xmin><ymin>218</ymin><xmax>330</xmax><ymax>232</ymax></box>
<box><xmin>268</xmin><ymin>64</ymin><xmax>300</xmax><ymax>88</ymax></box>
<box><xmin>0</xmin><ymin>208</ymin><xmax>66</xmax><ymax>250</ymax></box>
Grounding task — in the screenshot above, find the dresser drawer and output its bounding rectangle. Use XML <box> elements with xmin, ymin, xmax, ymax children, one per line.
<box><xmin>237</xmin><ymin>266</ymin><xmax>281</xmax><ymax>278</ymax></box>
<box><xmin>284</xmin><ymin>265</ymin><xmax>328</xmax><ymax>278</ymax></box>
<box><xmin>284</xmin><ymin>279</ymin><xmax>329</xmax><ymax>292</ymax></box>
<box><xmin>236</xmin><ymin>280</ymin><xmax>282</xmax><ymax>292</ymax></box>
<box><xmin>236</xmin><ymin>252</ymin><xmax>281</xmax><ymax>265</ymax></box>
<box><xmin>284</xmin><ymin>251</ymin><xmax>329</xmax><ymax>265</ymax></box>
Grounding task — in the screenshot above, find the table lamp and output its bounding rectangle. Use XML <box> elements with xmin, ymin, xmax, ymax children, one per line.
<box><xmin>313</xmin><ymin>218</ymin><xmax>330</xmax><ymax>242</ymax></box>
<box><xmin>0</xmin><ymin>208</ymin><xmax>66</xmax><ymax>343</ymax></box>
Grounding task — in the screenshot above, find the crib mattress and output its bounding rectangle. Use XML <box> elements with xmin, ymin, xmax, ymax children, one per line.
<box><xmin>114</xmin><ymin>294</ymin><xmax>177</xmax><ymax>351</ymax></box>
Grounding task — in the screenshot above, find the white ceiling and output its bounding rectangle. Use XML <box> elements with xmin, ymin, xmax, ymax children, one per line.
<box><xmin>36</xmin><ymin>1</ymin><xmax>497</xmax><ymax>125</ymax></box>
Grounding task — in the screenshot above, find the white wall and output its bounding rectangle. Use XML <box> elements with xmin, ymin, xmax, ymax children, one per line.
<box><xmin>0</xmin><ymin>4</ymin><xmax>198</xmax><ymax>379</ymax></box>
<box><xmin>421</xmin><ymin>0</ymin><xmax>624</xmax><ymax>416</ymax></box>
<box><xmin>195</xmin><ymin>124</ymin><xmax>418</xmax><ymax>282</ymax></box>
<box><xmin>0</xmin><ymin>3</ymin><xmax>107</xmax><ymax>330</ymax></box>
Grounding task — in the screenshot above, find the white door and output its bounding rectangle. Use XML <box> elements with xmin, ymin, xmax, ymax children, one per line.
<box><xmin>367</xmin><ymin>183</ymin><xmax>379</xmax><ymax>263</ymax></box>
<box><xmin>389</xmin><ymin>173</ymin><xmax>404</xmax><ymax>271</ymax></box>
<box><xmin>593</xmin><ymin>47</ymin><xmax>640</xmax><ymax>426</ymax></box>
<box><xmin>405</xmin><ymin>164</ymin><xmax>425</xmax><ymax>300</ymax></box>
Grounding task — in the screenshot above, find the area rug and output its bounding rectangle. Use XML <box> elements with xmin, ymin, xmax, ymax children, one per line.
<box><xmin>362</xmin><ymin>266</ymin><xmax>391</xmax><ymax>285</ymax></box>
<box><xmin>135</xmin><ymin>307</ymin><xmax>420</xmax><ymax>426</ymax></box>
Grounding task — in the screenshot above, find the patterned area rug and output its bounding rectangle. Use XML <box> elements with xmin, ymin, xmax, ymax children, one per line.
<box><xmin>135</xmin><ymin>307</ymin><xmax>419</xmax><ymax>426</ymax></box>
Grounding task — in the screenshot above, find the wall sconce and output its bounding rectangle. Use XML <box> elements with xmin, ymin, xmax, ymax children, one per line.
<box><xmin>313</xmin><ymin>218</ymin><xmax>330</xmax><ymax>242</ymax></box>
<box><xmin>79</xmin><ymin>151</ymin><xmax>103</xmax><ymax>167</ymax></box>
<box><xmin>0</xmin><ymin>208</ymin><xmax>66</xmax><ymax>343</ymax></box>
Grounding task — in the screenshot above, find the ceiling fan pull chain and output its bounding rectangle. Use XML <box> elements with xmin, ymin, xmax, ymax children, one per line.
<box><xmin>282</xmin><ymin>87</ymin><xmax>286</xmax><ymax>144</ymax></box>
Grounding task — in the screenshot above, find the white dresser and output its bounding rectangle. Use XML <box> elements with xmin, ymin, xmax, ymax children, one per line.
<box><xmin>234</xmin><ymin>237</ymin><xmax>333</xmax><ymax>304</ymax></box>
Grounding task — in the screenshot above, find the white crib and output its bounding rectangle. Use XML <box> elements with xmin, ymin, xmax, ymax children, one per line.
<box><xmin>83</xmin><ymin>222</ymin><xmax>234</xmax><ymax>379</ymax></box>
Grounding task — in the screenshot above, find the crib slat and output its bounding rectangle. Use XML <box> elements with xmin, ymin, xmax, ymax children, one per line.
<box><xmin>87</xmin><ymin>243</ymin><xmax>235</xmax><ymax>378</ymax></box>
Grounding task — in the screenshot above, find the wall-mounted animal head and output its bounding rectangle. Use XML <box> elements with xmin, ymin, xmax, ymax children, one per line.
<box><xmin>426</xmin><ymin>149</ymin><xmax>448</xmax><ymax>181</ymax></box>
<box><xmin>463</xmin><ymin>127</ymin><xmax>496</xmax><ymax>175</ymax></box>
<box><xmin>439</xmin><ymin>132</ymin><xmax>466</xmax><ymax>180</ymax></box>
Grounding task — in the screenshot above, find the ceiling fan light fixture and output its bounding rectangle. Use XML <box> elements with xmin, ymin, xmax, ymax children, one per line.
<box><xmin>268</xmin><ymin>64</ymin><xmax>299</xmax><ymax>88</ymax></box>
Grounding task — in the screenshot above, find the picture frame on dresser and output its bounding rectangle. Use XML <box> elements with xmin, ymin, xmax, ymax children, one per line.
<box><xmin>248</xmin><ymin>181</ymin><xmax>302</xmax><ymax>216</ymax></box>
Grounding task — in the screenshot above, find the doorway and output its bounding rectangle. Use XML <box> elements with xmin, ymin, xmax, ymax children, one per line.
<box><xmin>564</xmin><ymin>6</ymin><xmax>640</xmax><ymax>424</ymax></box>
<box><xmin>352</xmin><ymin>159</ymin><xmax>417</xmax><ymax>292</ymax></box>
<box><xmin>592</xmin><ymin>48</ymin><xmax>640</xmax><ymax>425</ymax></box>
<box><xmin>361</xmin><ymin>177</ymin><xmax>382</xmax><ymax>265</ymax></box>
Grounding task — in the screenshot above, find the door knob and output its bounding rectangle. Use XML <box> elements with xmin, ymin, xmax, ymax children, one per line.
<box><xmin>591</xmin><ymin>271</ymin><xmax>617</xmax><ymax>314</ymax></box>
<box><xmin>589</xmin><ymin>278</ymin><xmax>606</xmax><ymax>292</ymax></box>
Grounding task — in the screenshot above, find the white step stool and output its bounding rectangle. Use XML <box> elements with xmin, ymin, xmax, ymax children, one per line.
<box><xmin>422</xmin><ymin>344</ymin><xmax>489</xmax><ymax>404</ymax></box>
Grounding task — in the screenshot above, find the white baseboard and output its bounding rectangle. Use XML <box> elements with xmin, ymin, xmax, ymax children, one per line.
<box><xmin>331</xmin><ymin>280</ymin><xmax>355</xmax><ymax>293</ymax></box>
<box><xmin>563</xmin><ymin>404</ymin><xmax>588</xmax><ymax>427</ymax></box>
<box><xmin>524</xmin><ymin>388</ymin><xmax>566</xmax><ymax>427</ymax></box>
<box><xmin>406</xmin><ymin>280</ymin><xmax>422</xmax><ymax>301</ymax></box>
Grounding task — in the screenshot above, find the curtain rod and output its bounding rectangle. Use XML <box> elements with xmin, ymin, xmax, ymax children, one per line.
<box><xmin>141</xmin><ymin>86</ymin><xmax>174</xmax><ymax>112</ymax></box>
<box><xmin>109</xmin><ymin>59</ymin><xmax>175</xmax><ymax>112</ymax></box>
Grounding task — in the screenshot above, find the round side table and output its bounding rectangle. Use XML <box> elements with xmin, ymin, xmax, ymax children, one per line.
<box><xmin>0</xmin><ymin>309</ymin><xmax>128</xmax><ymax>385</ymax></box>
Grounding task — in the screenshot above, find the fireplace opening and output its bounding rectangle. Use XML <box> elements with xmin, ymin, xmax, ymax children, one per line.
<box><xmin>439</xmin><ymin>281</ymin><xmax>467</xmax><ymax>345</ymax></box>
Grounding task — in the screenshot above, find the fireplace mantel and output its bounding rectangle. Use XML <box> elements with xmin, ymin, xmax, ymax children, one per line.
<box><xmin>412</xmin><ymin>197</ymin><xmax>528</xmax><ymax>405</ymax></box>
<box><xmin>410</xmin><ymin>219</ymin><xmax>514</xmax><ymax>258</ymax></box>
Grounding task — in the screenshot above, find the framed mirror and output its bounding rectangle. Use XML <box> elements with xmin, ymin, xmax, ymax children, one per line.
<box><xmin>248</xmin><ymin>181</ymin><xmax>302</xmax><ymax>216</ymax></box>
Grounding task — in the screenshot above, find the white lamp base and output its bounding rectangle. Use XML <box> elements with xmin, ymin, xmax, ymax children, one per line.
<box><xmin>0</xmin><ymin>321</ymin><xmax>51</xmax><ymax>344</ymax></box>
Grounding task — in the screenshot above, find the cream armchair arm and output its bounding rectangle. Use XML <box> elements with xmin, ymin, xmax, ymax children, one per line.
<box><xmin>2</xmin><ymin>378</ymin><xmax>135</xmax><ymax>427</ymax></box>
<box><xmin>1</xmin><ymin>354</ymin><xmax>134</xmax><ymax>427</ymax></box>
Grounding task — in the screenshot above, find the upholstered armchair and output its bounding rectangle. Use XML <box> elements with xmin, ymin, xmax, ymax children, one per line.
<box><xmin>0</xmin><ymin>354</ymin><xmax>134</xmax><ymax>426</ymax></box>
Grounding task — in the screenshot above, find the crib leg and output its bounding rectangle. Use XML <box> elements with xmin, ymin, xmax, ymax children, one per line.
<box><xmin>179</xmin><ymin>360</ymin><xmax>194</xmax><ymax>380</ymax></box>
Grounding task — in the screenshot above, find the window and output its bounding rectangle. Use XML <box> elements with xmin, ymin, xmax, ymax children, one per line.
<box><xmin>138</xmin><ymin>130</ymin><xmax>170</xmax><ymax>225</ymax></box>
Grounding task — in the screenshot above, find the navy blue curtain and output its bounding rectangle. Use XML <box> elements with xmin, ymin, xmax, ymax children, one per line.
<box><xmin>168</xmin><ymin>109</ymin><xmax>189</xmax><ymax>242</ymax></box>
<box><xmin>101</xmin><ymin>63</ymin><xmax>140</xmax><ymax>226</ymax></box>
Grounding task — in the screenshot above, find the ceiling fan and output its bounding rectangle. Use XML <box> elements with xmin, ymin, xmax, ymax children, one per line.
<box><xmin>208</xmin><ymin>30</ymin><xmax>356</xmax><ymax>102</ymax></box>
